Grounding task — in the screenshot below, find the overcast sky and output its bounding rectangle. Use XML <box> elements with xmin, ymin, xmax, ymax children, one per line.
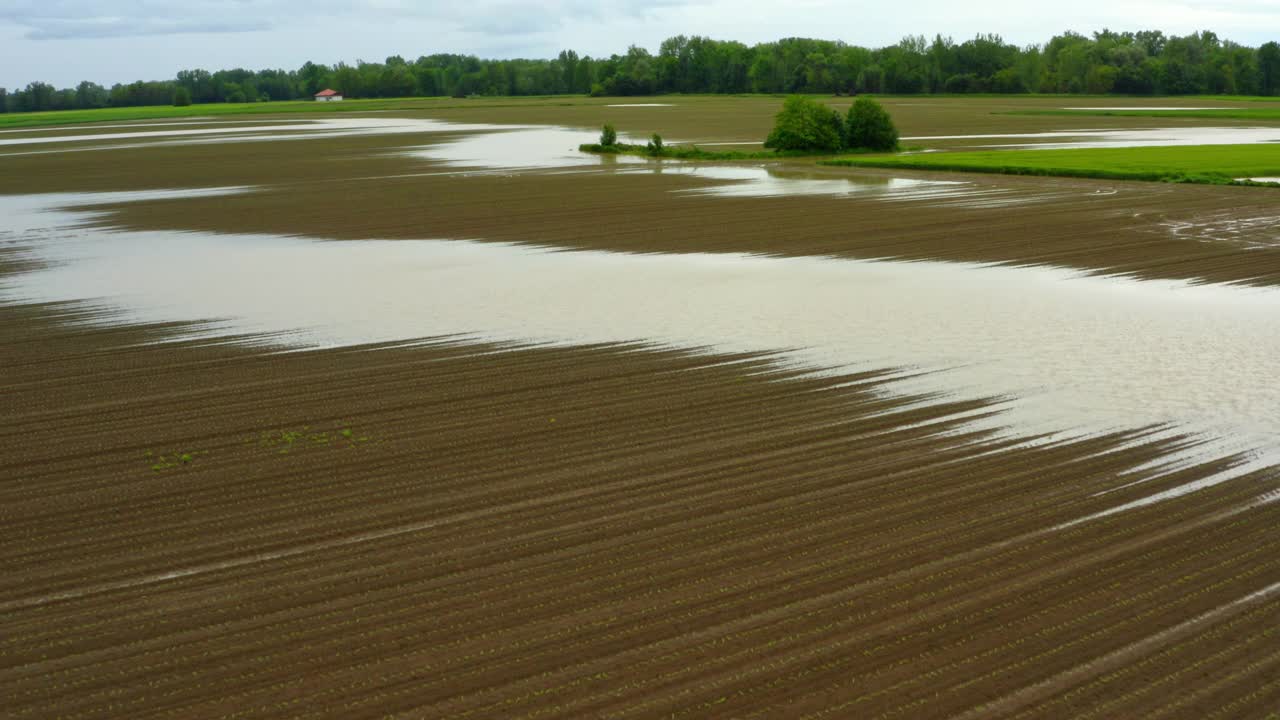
<box><xmin>2</xmin><ymin>0</ymin><xmax>1276</xmax><ymax>89</ymax></box>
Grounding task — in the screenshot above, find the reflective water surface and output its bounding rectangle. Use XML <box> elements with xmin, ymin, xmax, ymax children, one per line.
<box><xmin>3</xmin><ymin>191</ymin><xmax>1278</xmax><ymax>478</ymax></box>
<box><xmin>0</xmin><ymin>117</ymin><xmax>528</xmax><ymax>148</ymax></box>
<box><xmin>410</xmin><ymin>127</ymin><xmax>646</xmax><ymax>169</ymax></box>
<box><xmin>906</xmin><ymin>126</ymin><xmax>1280</xmax><ymax>149</ymax></box>
<box><xmin>658</xmin><ymin>166</ymin><xmax>991</xmax><ymax>200</ymax></box>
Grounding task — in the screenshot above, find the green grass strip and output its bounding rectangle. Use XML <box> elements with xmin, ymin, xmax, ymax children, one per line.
<box><xmin>821</xmin><ymin>144</ymin><xmax>1280</xmax><ymax>186</ymax></box>
<box><xmin>578</xmin><ymin>143</ymin><xmax>901</xmax><ymax>161</ymax></box>
<box><xmin>999</xmin><ymin>108</ymin><xmax>1280</xmax><ymax>121</ymax></box>
<box><xmin>580</xmin><ymin>143</ymin><xmax>821</xmax><ymax>160</ymax></box>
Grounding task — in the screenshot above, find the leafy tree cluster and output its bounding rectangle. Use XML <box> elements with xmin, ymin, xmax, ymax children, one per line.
<box><xmin>599</xmin><ymin>123</ymin><xmax>618</xmax><ymax>146</ymax></box>
<box><xmin>5</xmin><ymin>29</ymin><xmax>1280</xmax><ymax>113</ymax></box>
<box><xmin>764</xmin><ymin>96</ymin><xmax>899</xmax><ymax>152</ymax></box>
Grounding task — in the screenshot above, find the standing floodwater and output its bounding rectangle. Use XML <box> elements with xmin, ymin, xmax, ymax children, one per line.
<box><xmin>3</xmin><ymin>191</ymin><xmax>1279</xmax><ymax>479</ymax></box>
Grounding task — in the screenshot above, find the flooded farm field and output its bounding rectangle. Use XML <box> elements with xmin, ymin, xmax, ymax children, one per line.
<box><xmin>2</xmin><ymin>97</ymin><xmax>1279</xmax><ymax>719</ymax></box>
<box><xmin>903</xmin><ymin>125</ymin><xmax>1280</xmax><ymax>149</ymax></box>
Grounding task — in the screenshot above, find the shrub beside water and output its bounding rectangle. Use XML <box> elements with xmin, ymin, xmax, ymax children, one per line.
<box><xmin>763</xmin><ymin>95</ymin><xmax>900</xmax><ymax>153</ymax></box>
<box><xmin>763</xmin><ymin>96</ymin><xmax>846</xmax><ymax>153</ymax></box>
<box><xmin>583</xmin><ymin>96</ymin><xmax>901</xmax><ymax>159</ymax></box>
<box><xmin>845</xmin><ymin>96</ymin><xmax>900</xmax><ymax>152</ymax></box>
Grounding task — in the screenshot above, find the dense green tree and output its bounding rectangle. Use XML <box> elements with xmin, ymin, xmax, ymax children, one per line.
<box><xmin>17</xmin><ymin>81</ymin><xmax>56</xmax><ymax>111</ymax></box>
<box><xmin>73</xmin><ymin>81</ymin><xmax>108</xmax><ymax>108</ymax></box>
<box><xmin>845</xmin><ymin>96</ymin><xmax>899</xmax><ymax>151</ymax></box>
<box><xmin>254</xmin><ymin>69</ymin><xmax>296</xmax><ymax>101</ymax></box>
<box><xmin>176</xmin><ymin>69</ymin><xmax>219</xmax><ymax>103</ymax></box>
<box><xmin>332</xmin><ymin>63</ymin><xmax>364</xmax><ymax>98</ymax></box>
<box><xmin>379</xmin><ymin>63</ymin><xmax>418</xmax><ymax>97</ymax></box>
<box><xmin>991</xmin><ymin>68</ymin><xmax>1027</xmax><ymax>93</ymax></box>
<box><xmin>834</xmin><ymin>45</ymin><xmax>872</xmax><ymax>93</ymax></box>
<box><xmin>600</xmin><ymin>45</ymin><xmax>658</xmax><ymax>95</ymax></box>
<box><xmin>172</xmin><ymin>87</ymin><xmax>192</xmax><ymax>106</ymax></box>
<box><xmin>944</xmin><ymin>73</ymin><xmax>981</xmax><ymax>93</ymax></box>
<box><xmin>764</xmin><ymin>95</ymin><xmax>844</xmax><ymax>152</ymax></box>
<box><xmin>1044</xmin><ymin>32</ymin><xmax>1093</xmax><ymax>92</ymax></box>
<box><xmin>106</xmin><ymin>80</ymin><xmax>176</xmax><ymax>107</ymax></box>
<box><xmin>297</xmin><ymin>62</ymin><xmax>329</xmax><ymax>96</ymax></box>
<box><xmin>6</xmin><ymin>29</ymin><xmax>1280</xmax><ymax>116</ymax></box>
<box><xmin>1135</xmin><ymin>31</ymin><xmax>1167</xmax><ymax>56</ymax></box>
<box><xmin>955</xmin><ymin>34</ymin><xmax>1018</xmax><ymax>81</ymax></box>
<box><xmin>881</xmin><ymin>36</ymin><xmax>929</xmax><ymax>93</ymax></box>
<box><xmin>1260</xmin><ymin>42</ymin><xmax>1280</xmax><ymax>95</ymax></box>
<box><xmin>804</xmin><ymin>52</ymin><xmax>834</xmax><ymax>93</ymax></box>
<box><xmin>857</xmin><ymin>65</ymin><xmax>884</xmax><ymax>93</ymax></box>
<box><xmin>1086</xmin><ymin>64</ymin><xmax>1118</xmax><ymax>93</ymax></box>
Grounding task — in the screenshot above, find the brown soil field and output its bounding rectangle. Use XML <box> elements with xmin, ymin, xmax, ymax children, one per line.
<box><xmin>3</xmin><ymin>97</ymin><xmax>1278</xmax><ymax>287</ymax></box>
<box><xmin>95</xmin><ymin>161</ymin><xmax>1280</xmax><ymax>287</ymax></box>
<box><xmin>371</xmin><ymin>95</ymin><xmax>1274</xmax><ymax>146</ymax></box>
<box><xmin>3</xmin><ymin>300</ymin><xmax>1278</xmax><ymax>719</ymax></box>
<box><xmin>7</xmin><ymin>95</ymin><xmax>1269</xmax><ymax>146</ymax></box>
<box><xmin>3</xmin><ymin>97</ymin><xmax>1279</xmax><ymax>718</ymax></box>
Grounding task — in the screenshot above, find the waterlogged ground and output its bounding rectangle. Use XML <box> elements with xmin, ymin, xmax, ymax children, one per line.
<box><xmin>4</xmin><ymin>121</ymin><xmax>1280</xmax><ymax>464</ymax></box>
<box><xmin>411</xmin><ymin>127</ymin><xmax>647</xmax><ymax>169</ymax></box>
<box><xmin>660</xmin><ymin>165</ymin><xmax>974</xmax><ymax>199</ymax></box>
<box><xmin>5</xmin><ymin>188</ymin><xmax>1280</xmax><ymax>474</ymax></box>
<box><xmin>3</xmin><ymin>120</ymin><xmax>1278</xmax><ymax>476</ymax></box>
<box><xmin>0</xmin><ymin>117</ymin><xmax>529</xmax><ymax>155</ymax></box>
<box><xmin>7</xmin><ymin>108</ymin><xmax>1280</xmax><ymax>158</ymax></box>
<box><xmin>905</xmin><ymin>125</ymin><xmax>1280</xmax><ymax>149</ymax></box>
<box><xmin>4</xmin><ymin>100</ymin><xmax>1280</xmax><ymax>720</ymax></box>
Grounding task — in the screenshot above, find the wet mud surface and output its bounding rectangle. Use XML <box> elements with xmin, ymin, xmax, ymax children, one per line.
<box><xmin>2</xmin><ymin>98</ymin><xmax>1279</xmax><ymax>718</ymax></box>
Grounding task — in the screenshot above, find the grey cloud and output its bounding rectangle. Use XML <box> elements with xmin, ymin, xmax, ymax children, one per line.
<box><xmin>25</xmin><ymin>17</ymin><xmax>271</xmax><ymax>40</ymax></box>
<box><xmin>1</xmin><ymin>0</ymin><xmax>282</xmax><ymax>38</ymax></box>
<box><xmin>1</xmin><ymin>0</ymin><xmax>696</xmax><ymax>40</ymax></box>
<box><xmin>452</xmin><ymin>1</ymin><xmax>620</xmax><ymax>35</ymax></box>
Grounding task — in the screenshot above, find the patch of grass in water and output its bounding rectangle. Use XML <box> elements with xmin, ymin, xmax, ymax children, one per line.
<box><xmin>820</xmin><ymin>143</ymin><xmax>1280</xmax><ymax>186</ymax></box>
<box><xmin>579</xmin><ymin>142</ymin><xmax>891</xmax><ymax>161</ymax></box>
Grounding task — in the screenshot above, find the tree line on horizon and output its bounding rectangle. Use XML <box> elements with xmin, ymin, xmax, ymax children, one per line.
<box><xmin>4</xmin><ymin>29</ymin><xmax>1280</xmax><ymax>113</ymax></box>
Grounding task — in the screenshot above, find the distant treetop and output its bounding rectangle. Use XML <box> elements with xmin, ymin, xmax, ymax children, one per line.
<box><xmin>5</xmin><ymin>30</ymin><xmax>1280</xmax><ymax>113</ymax></box>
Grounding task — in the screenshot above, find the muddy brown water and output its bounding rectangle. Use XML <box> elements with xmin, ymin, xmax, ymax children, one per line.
<box><xmin>4</xmin><ymin>188</ymin><xmax>1278</xmax><ymax>494</ymax></box>
<box><xmin>3</xmin><ymin>122</ymin><xmax>1278</xmax><ymax>476</ymax></box>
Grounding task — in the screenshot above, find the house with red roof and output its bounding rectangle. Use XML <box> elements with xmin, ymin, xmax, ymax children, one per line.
<box><xmin>314</xmin><ymin>89</ymin><xmax>344</xmax><ymax>102</ymax></box>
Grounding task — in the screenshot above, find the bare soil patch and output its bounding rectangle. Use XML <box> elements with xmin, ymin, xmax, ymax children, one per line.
<box><xmin>3</xmin><ymin>96</ymin><xmax>1279</xmax><ymax>718</ymax></box>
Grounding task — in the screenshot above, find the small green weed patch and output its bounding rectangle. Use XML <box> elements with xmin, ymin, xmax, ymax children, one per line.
<box><xmin>145</xmin><ymin>450</ymin><xmax>205</xmax><ymax>472</ymax></box>
<box><xmin>256</xmin><ymin>425</ymin><xmax>372</xmax><ymax>455</ymax></box>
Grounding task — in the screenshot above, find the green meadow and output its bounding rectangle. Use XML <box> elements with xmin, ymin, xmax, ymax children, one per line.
<box><xmin>824</xmin><ymin>144</ymin><xmax>1280</xmax><ymax>185</ymax></box>
<box><xmin>1001</xmin><ymin>108</ymin><xmax>1280</xmax><ymax>121</ymax></box>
